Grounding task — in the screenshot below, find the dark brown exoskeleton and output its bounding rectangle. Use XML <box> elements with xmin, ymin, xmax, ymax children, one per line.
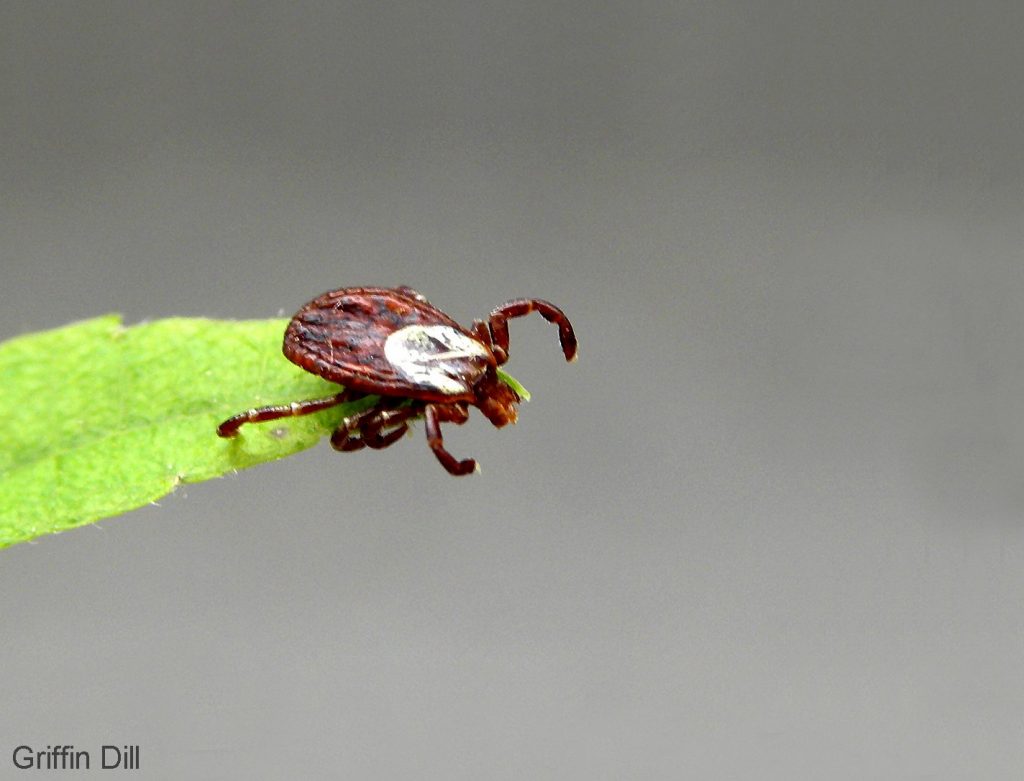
<box><xmin>217</xmin><ymin>286</ymin><xmax>577</xmax><ymax>475</ymax></box>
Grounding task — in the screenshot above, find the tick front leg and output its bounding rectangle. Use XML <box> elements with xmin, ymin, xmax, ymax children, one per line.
<box><xmin>471</xmin><ymin>319</ymin><xmax>506</xmax><ymax>363</ymax></box>
<box><xmin>488</xmin><ymin>299</ymin><xmax>578</xmax><ymax>364</ymax></box>
<box><xmin>424</xmin><ymin>404</ymin><xmax>476</xmax><ymax>475</ymax></box>
<box><xmin>217</xmin><ymin>391</ymin><xmax>356</xmax><ymax>437</ymax></box>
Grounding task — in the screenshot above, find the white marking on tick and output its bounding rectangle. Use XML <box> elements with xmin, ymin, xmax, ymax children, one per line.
<box><xmin>384</xmin><ymin>324</ymin><xmax>490</xmax><ymax>394</ymax></box>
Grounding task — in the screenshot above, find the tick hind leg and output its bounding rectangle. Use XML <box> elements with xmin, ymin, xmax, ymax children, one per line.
<box><xmin>217</xmin><ymin>391</ymin><xmax>357</xmax><ymax>438</ymax></box>
<box><xmin>488</xmin><ymin>299</ymin><xmax>578</xmax><ymax>365</ymax></box>
<box><xmin>424</xmin><ymin>403</ymin><xmax>476</xmax><ymax>475</ymax></box>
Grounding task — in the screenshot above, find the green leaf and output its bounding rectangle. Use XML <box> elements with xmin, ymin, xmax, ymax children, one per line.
<box><xmin>0</xmin><ymin>315</ymin><xmax>527</xmax><ymax>549</ymax></box>
<box><xmin>497</xmin><ymin>368</ymin><xmax>531</xmax><ymax>402</ymax></box>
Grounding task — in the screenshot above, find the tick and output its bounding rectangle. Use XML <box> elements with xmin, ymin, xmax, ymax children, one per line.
<box><xmin>217</xmin><ymin>286</ymin><xmax>578</xmax><ymax>475</ymax></box>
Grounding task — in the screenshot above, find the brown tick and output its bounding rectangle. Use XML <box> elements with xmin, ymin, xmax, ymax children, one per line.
<box><xmin>217</xmin><ymin>286</ymin><xmax>578</xmax><ymax>475</ymax></box>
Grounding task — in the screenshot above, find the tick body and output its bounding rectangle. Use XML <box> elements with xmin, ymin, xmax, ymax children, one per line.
<box><xmin>217</xmin><ymin>286</ymin><xmax>577</xmax><ymax>475</ymax></box>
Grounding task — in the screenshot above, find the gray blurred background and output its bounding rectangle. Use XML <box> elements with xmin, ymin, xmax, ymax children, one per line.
<box><xmin>2</xmin><ymin>2</ymin><xmax>1023</xmax><ymax>778</ymax></box>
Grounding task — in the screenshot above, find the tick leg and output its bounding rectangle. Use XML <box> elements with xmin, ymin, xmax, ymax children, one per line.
<box><xmin>361</xmin><ymin>406</ymin><xmax>419</xmax><ymax>450</ymax></box>
<box><xmin>366</xmin><ymin>423</ymin><xmax>409</xmax><ymax>449</ymax></box>
<box><xmin>471</xmin><ymin>319</ymin><xmax>506</xmax><ymax>363</ymax></box>
<box><xmin>488</xmin><ymin>299</ymin><xmax>577</xmax><ymax>364</ymax></box>
<box><xmin>424</xmin><ymin>404</ymin><xmax>476</xmax><ymax>475</ymax></box>
<box><xmin>330</xmin><ymin>401</ymin><xmax>415</xmax><ymax>452</ymax></box>
<box><xmin>331</xmin><ymin>425</ymin><xmax>366</xmax><ymax>451</ymax></box>
<box><xmin>329</xmin><ymin>405</ymin><xmax>384</xmax><ymax>452</ymax></box>
<box><xmin>217</xmin><ymin>391</ymin><xmax>356</xmax><ymax>437</ymax></box>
